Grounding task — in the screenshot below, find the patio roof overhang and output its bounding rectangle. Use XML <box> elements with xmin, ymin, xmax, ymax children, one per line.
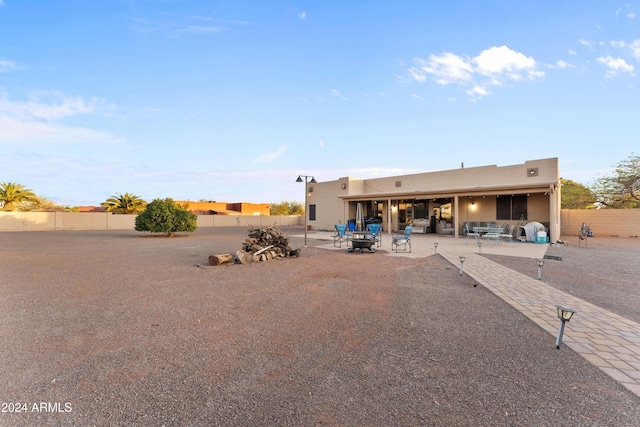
<box><xmin>338</xmin><ymin>181</ymin><xmax>559</xmax><ymax>201</ymax></box>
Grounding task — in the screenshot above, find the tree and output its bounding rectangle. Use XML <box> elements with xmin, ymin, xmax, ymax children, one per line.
<box><xmin>0</xmin><ymin>182</ymin><xmax>39</xmax><ymax>211</ymax></box>
<box><xmin>101</xmin><ymin>192</ymin><xmax>147</xmax><ymax>214</ymax></box>
<box><xmin>591</xmin><ymin>153</ymin><xmax>640</xmax><ymax>208</ymax></box>
<box><xmin>25</xmin><ymin>196</ymin><xmax>73</xmax><ymax>212</ymax></box>
<box><xmin>270</xmin><ymin>200</ymin><xmax>304</xmax><ymax>216</ymax></box>
<box><xmin>561</xmin><ymin>179</ymin><xmax>596</xmax><ymax>209</ymax></box>
<box><xmin>134</xmin><ymin>198</ymin><xmax>197</xmax><ymax>236</ymax></box>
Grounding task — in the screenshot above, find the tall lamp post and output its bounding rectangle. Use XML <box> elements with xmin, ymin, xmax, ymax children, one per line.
<box><xmin>296</xmin><ymin>175</ymin><xmax>317</xmax><ymax>246</ymax></box>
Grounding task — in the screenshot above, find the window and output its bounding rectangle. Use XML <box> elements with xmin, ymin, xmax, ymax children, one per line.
<box><xmin>496</xmin><ymin>197</ymin><xmax>510</xmax><ymax>220</ymax></box>
<box><xmin>512</xmin><ymin>195</ymin><xmax>528</xmax><ymax>221</ymax></box>
<box><xmin>309</xmin><ymin>204</ymin><xmax>316</xmax><ymax>221</ymax></box>
<box><xmin>496</xmin><ymin>195</ymin><xmax>527</xmax><ymax>220</ymax></box>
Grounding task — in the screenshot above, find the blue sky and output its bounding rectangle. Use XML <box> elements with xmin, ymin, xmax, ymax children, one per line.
<box><xmin>1</xmin><ymin>1</ymin><xmax>638</xmax><ymax>205</ymax></box>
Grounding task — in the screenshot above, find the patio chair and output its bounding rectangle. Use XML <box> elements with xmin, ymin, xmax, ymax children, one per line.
<box><xmin>332</xmin><ymin>224</ymin><xmax>349</xmax><ymax>248</ymax></box>
<box><xmin>464</xmin><ymin>223</ymin><xmax>480</xmax><ymax>244</ymax></box>
<box><xmin>439</xmin><ymin>220</ymin><xmax>454</xmax><ymax>236</ymax></box>
<box><xmin>391</xmin><ymin>225</ymin><xmax>412</xmax><ymax>253</ymax></box>
<box><xmin>500</xmin><ymin>224</ymin><xmax>515</xmax><ymax>244</ymax></box>
<box><xmin>367</xmin><ymin>223</ymin><xmax>382</xmax><ymax>247</ymax></box>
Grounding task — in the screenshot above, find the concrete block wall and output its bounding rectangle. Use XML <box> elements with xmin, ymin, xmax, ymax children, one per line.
<box><xmin>195</xmin><ymin>215</ymin><xmax>301</xmax><ymax>228</ymax></box>
<box><xmin>561</xmin><ymin>209</ymin><xmax>640</xmax><ymax>238</ymax></box>
<box><xmin>0</xmin><ymin>212</ymin><xmax>302</xmax><ymax>232</ymax></box>
<box><xmin>0</xmin><ymin>212</ymin><xmax>56</xmax><ymax>231</ymax></box>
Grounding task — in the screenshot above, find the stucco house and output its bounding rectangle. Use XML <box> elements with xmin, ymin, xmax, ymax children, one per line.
<box><xmin>303</xmin><ymin>158</ymin><xmax>561</xmax><ymax>242</ymax></box>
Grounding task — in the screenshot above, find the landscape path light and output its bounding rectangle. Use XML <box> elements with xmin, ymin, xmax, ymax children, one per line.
<box><xmin>296</xmin><ymin>175</ymin><xmax>317</xmax><ymax>247</ymax></box>
<box><xmin>459</xmin><ymin>256</ymin><xmax>466</xmax><ymax>276</ymax></box>
<box><xmin>555</xmin><ymin>304</ymin><xmax>576</xmax><ymax>349</ymax></box>
<box><xmin>477</xmin><ymin>241</ymin><xmax>482</xmax><ymax>253</ymax></box>
<box><xmin>434</xmin><ymin>242</ymin><xmax>438</xmax><ymax>255</ymax></box>
<box><xmin>536</xmin><ymin>259</ymin><xmax>544</xmax><ymax>280</ymax></box>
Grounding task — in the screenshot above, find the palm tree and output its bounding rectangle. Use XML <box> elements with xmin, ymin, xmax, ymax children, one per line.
<box><xmin>101</xmin><ymin>192</ymin><xmax>147</xmax><ymax>214</ymax></box>
<box><xmin>0</xmin><ymin>182</ymin><xmax>39</xmax><ymax>211</ymax></box>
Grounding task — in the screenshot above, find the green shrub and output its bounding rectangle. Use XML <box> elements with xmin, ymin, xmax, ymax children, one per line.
<box><xmin>135</xmin><ymin>198</ymin><xmax>197</xmax><ymax>236</ymax></box>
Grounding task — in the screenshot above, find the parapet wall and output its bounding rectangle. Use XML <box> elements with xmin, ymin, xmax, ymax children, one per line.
<box><xmin>0</xmin><ymin>212</ymin><xmax>302</xmax><ymax>232</ymax></box>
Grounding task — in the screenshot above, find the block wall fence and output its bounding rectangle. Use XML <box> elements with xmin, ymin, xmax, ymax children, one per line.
<box><xmin>1</xmin><ymin>210</ymin><xmax>638</xmax><ymax>238</ymax></box>
<box><xmin>560</xmin><ymin>209</ymin><xmax>640</xmax><ymax>238</ymax></box>
<box><xmin>0</xmin><ymin>212</ymin><xmax>302</xmax><ymax>232</ymax></box>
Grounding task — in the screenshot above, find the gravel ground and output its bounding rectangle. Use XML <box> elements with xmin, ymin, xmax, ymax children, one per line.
<box><xmin>1</xmin><ymin>227</ymin><xmax>639</xmax><ymax>426</ymax></box>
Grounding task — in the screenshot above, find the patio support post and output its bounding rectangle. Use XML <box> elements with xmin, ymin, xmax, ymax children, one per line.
<box><xmin>387</xmin><ymin>198</ymin><xmax>392</xmax><ymax>235</ymax></box>
<box><xmin>454</xmin><ymin>195</ymin><xmax>460</xmax><ymax>238</ymax></box>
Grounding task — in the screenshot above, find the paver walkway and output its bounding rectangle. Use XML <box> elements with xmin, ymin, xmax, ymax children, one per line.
<box><xmin>440</xmin><ymin>251</ymin><xmax>640</xmax><ymax>398</ymax></box>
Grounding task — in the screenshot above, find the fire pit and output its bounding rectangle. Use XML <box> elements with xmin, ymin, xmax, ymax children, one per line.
<box><xmin>348</xmin><ymin>238</ymin><xmax>376</xmax><ymax>253</ymax></box>
<box><xmin>347</xmin><ymin>231</ymin><xmax>377</xmax><ymax>253</ymax></box>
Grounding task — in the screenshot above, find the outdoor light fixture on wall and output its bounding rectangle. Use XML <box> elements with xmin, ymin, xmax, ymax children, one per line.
<box><xmin>296</xmin><ymin>175</ymin><xmax>317</xmax><ymax>247</ymax></box>
<box><xmin>555</xmin><ymin>305</ymin><xmax>576</xmax><ymax>349</ymax></box>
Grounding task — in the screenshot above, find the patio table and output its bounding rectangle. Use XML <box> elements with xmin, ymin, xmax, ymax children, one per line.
<box><xmin>474</xmin><ymin>226</ymin><xmax>504</xmax><ymax>245</ymax></box>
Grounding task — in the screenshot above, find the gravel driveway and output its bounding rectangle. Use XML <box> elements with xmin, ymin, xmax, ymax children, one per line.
<box><xmin>1</xmin><ymin>227</ymin><xmax>639</xmax><ymax>426</ymax></box>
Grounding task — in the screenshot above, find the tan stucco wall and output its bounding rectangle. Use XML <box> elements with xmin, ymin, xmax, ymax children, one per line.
<box><xmin>0</xmin><ymin>212</ymin><xmax>301</xmax><ymax>232</ymax></box>
<box><xmin>561</xmin><ymin>209</ymin><xmax>640</xmax><ymax>238</ymax></box>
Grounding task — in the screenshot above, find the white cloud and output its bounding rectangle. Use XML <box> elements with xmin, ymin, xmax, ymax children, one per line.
<box><xmin>547</xmin><ymin>60</ymin><xmax>574</xmax><ymax>69</ymax></box>
<box><xmin>628</xmin><ymin>12</ymin><xmax>636</xmax><ymax>19</ymax></box>
<box><xmin>298</xmin><ymin>11</ymin><xmax>307</xmax><ymax>20</ymax></box>
<box><xmin>330</xmin><ymin>89</ymin><xmax>349</xmax><ymax>101</ymax></box>
<box><xmin>410</xmin><ymin>52</ymin><xmax>474</xmax><ymax>85</ymax></box>
<box><xmin>408</xmin><ymin>45</ymin><xmax>543</xmax><ymax>99</ymax></box>
<box><xmin>610</xmin><ymin>39</ymin><xmax>640</xmax><ymax>61</ymax></box>
<box><xmin>0</xmin><ymin>91</ymin><xmax>107</xmax><ymax>121</ymax></box>
<box><xmin>0</xmin><ymin>59</ymin><xmax>21</xmax><ymax>73</ymax></box>
<box><xmin>183</xmin><ymin>25</ymin><xmax>225</xmax><ymax>34</ymax></box>
<box><xmin>253</xmin><ymin>145</ymin><xmax>287</xmax><ymax>163</ymax></box>
<box><xmin>578</xmin><ymin>39</ymin><xmax>592</xmax><ymax>47</ymax></box>
<box><xmin>129</xmin><ymin>14</ymin><xmax>241</xmax><ymax>37</ymax></box>
<box><xmin>0</xmin><ymin>115</ymin><xmax>124</xmax><ymax>144</ymax></box>
<box><xmin>319</xmin><ymin>139</ymin><xmax>325</xmax><ymax>148</ymax></box>
<box><xmin>474</xmin><ymin>46</ymin><xmax>536</xmax><ymax>78</ymax></box>
<box><xmin>410</xmin><ymin>93</ymin><xmax>424</xmax><ymax>101</ymax></box>
<box><xmin>596</xmin><ymin>55</ymin><xmax>634</xmax><ymax>77</ymax></box>
<box><xmin>631</xmin><ymin>40</ymin><xmax>640</xmax><ymax>60</ymax></box>
<box><xmin>467</xmin><ymin>85</ymin><xmax>490</xmax><ymax>99</ymax></box>
<box><xmin>0</xmin><ymin>91</ymin><xmax>123</xmax><ymax>145</ymax></box>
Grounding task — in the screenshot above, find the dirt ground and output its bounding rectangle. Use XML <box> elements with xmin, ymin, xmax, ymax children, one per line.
<box><xmin>1</xmin><ymin>227</ymin><xmax>639</xmax><ymax>426</ymax></box>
